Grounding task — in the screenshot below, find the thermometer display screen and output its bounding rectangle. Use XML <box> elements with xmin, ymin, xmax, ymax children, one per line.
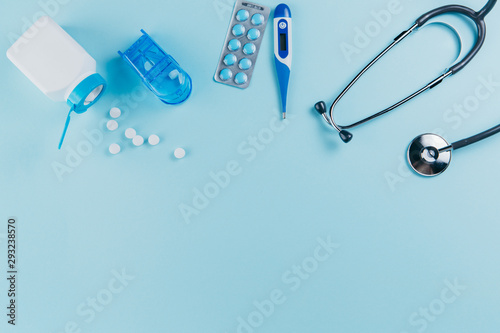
<box><xmin>280</xmin><ymin>34</ymin><xmax>287</xmax><ymax>51</ymax></box>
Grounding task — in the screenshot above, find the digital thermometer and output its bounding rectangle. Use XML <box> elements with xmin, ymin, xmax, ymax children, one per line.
<box><xmin>274</xmin><ymin>4</ymin><xmax>292</xmax><ymax>119</ymax></box>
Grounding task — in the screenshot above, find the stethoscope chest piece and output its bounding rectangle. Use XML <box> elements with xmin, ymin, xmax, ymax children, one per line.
<box><xmin>407</xmin><ymin>134</ymin><xmax>452</xmax><ymax>177</ymax></box>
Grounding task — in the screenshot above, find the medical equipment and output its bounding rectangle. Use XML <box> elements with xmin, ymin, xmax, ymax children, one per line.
<box><xmin>119</xmin><ymin>30</ymin><xmax>192</xmax><ymax>105</ymax></box>
<box><xmin>408</xmin><ymin>123</ymin><xmax>500</xmax><ymax>176</ymax></box>
<box><xmin>214</xmin><ymin>0</ymin><xmax>270</xmax><ymax>89</ymax></box>
<box><xmin>314</xmin><ymin>0</ymin><xmax>497</xmax><ymax>145</ymax></box>
<box><xmin>7</xmin><ymin>16</ymin><xmax>107</xmax><ymax>149</ymax></box>
<box><xmin>274</xmin><ymin>4</ymin><xmax>292</xmax><ymax>119</ymax></box>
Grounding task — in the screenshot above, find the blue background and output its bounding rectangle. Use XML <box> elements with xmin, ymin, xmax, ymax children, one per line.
<box><xmin>1</xmin><ymin>0</ymin><xmax>500</xmax><ymax>332</ymax></box>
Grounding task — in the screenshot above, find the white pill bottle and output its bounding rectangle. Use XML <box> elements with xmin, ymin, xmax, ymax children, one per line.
<box><xmin>7</xmin><ymin>16</ymin><xmax>106</xmax><ymax>149</ymax></box>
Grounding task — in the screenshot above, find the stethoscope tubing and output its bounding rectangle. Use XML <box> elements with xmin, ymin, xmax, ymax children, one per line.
<box><xmin>321</xmin><ymin>0</ymin><xmax>496</xmax><ymax>136</ymax></box>
<box><xmin>451</xmin><ymin>123</ymin><xmax>500</xmax><ymax>151</ymax></box>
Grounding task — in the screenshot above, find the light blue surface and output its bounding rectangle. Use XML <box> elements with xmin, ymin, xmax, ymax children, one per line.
<box><xmin>1</xmin><ymin>0</ymin><xmax>500</xmax><ymax>333</ymax></box>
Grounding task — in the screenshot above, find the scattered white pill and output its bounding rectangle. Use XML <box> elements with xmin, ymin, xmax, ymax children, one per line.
<box><xmin>148</xmin><ymin>134</ymin><xmax>160</xmax><ymax>146</ymax></box>
<box><xmin>110</xmin><ymin>107</ymin><xmax>121</xmax><ymax>118</ymax></box>
<box><xmin>133</xmin><ymin>135</ymin><xmax>144</xmax><ymax>146</ymax></box>
<box><xmin>178</xmin><ymin>73</ymin><xmax>185</xmax><ymax>85</ymax></box>
<box><xmin>174</xmin><ymin>148</ymin><xmax>186</xmax><ymax>159</ymax></box>
<box><xmin>125</xmin><ymin>128</ymin><xmax>136</xmax><ymax>139</ymax></box>
<box><xmin>109</xmin><ymin>143</ymin><xmax>121</xmax><ymax>155</ymax></box>
<box><xmin>107</xmin><ymin>120</ymin><xmax>118</xmax><ymax>131</ymax></box>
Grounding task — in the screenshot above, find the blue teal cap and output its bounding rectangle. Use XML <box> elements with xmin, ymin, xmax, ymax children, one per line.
<box><xmin>59</xmin><ymin>73</ymin><xmax>106</xmax><ymax>149</ymax></box>
<box><xmin>67</xmin><ymin>73</ymin><xmax>107</xmax><ymax>113</ymax></box>
<box><xmin>274</xmin><ymin>4</ymin><xmax>291</xmax><ymax>18</ymax></box>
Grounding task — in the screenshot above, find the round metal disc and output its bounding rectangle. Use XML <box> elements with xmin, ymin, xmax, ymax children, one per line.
<box><xmin>407</xmin><ymin>134</ymin><xmax>452</xmax><ymax>177</ymax></box>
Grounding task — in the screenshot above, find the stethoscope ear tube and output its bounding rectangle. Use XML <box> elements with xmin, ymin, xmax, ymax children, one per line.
<box><xmin>316</xmin><ymin>0</ymin><xmax>499</xmax><ymax>177</ymax></box>
<box><xmin>316</xmin><ymin>0</ymin><xmax>497</xmax><ymax>146</ymax></box>
<box><xmin>416</xmin><ymin>4</ymin><xmax>488</xmax><ymax>74</ymax></box>
<box><xmin>315</xmin><ymin>101</ymin><xmax>353</xmax><ymax>143</ymax></box>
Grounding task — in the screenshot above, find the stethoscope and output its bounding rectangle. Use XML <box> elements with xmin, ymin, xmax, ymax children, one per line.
<box><xmin>315</xmin><ymin>0</ymin><xmax>497</xmax><ymax>176</ymax></box>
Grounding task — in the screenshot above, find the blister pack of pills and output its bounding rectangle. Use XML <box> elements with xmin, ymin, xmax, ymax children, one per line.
<box><xmin>214</xmin><ymin>0</ymin><xmax>270</xmax><ymax>89</ymax></box>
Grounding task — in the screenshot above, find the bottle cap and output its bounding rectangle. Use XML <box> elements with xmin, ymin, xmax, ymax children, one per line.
<box><xmin>59</xmin><ymin>73</ymin><xmax>107</xmax><ymax>149</ymax></box>
<box><xmin>67</xmin><ymin>73</ymin><xmax>107</xmax><ymax>113</ymax></box>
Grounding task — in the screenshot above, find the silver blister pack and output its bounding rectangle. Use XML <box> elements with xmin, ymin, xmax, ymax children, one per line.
<box><xmin>214</xmin><ymin>0</ymin><xmax>271</xmax><ymax>89</ymax></box>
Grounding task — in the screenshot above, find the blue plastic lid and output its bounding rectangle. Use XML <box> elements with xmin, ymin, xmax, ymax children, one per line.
<box><xmin>59</xmin><ymin>73</ymin><xmax>107</xmax><ymax>149</ymax></box>
<box><xmin>67</xmin><ymin>73</ymin><xmax>106</xmax><ymax>113</ymax></box>
<box><xmin>275</xmin><ymin>4</ymin><xmax>292</xmax><ymax>18</ymax></box>
<box><xmin>118</xmin><ymin>30</ymin><xmax>192</xmax><ymax>106</ymax></box>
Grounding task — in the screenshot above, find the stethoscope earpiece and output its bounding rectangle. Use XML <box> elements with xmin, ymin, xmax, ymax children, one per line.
<box><xmin>314</xmin><ymin>101</ymin><xmax>326</xmax><ymax>115</ymax></box>
<box><xmin>315</xmin><ymin>0</ymin><xmax>499</xmax><ymax>177</ymax></box>
<box><xmin>315</xmin><ymin>101</ymin><xmax>353</xmax><ymax>143</ymax></box>
<box><xmin>339</xmin><ymin>130</ymin><xmax>353</xmax><ymax>143</ymax></box>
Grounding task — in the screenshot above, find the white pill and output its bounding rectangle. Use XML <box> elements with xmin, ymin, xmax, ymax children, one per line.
<box><xmin>174</xmin><ymin>148</ymin><xmax>186</xmax><ymax>159</ymax></box>
<box><xmin>110</xmin><ymin>107</ymin><xmax>121</xmax><ymax>118</ymax></box>
<box><xmin>109</xmin><ymin>143</ymin><xmax>121</xmax><ymax>155</ymax></box>
<box><xmin>133</xmin><ymin>135</ymin><xmax>144</xmax><ymax>146</ymax></box>
<box><xmin>169</xmin><ymin>69</ymin><xmax>179</xmax><ymax>80</ymax></box>
<box><xmin>107</xmin><ymin>120</ymin><xmax>118</xmax><ymax>131</ymax></box>
<box><xmin>125</xmin><ymin>128</ymin><xmax>136</xmax><ymax>139</ymax></box>
<box><xmin>148</xmin><ymin>134</ymin><xmax>160</xmax><ymax>146</ymax></box>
